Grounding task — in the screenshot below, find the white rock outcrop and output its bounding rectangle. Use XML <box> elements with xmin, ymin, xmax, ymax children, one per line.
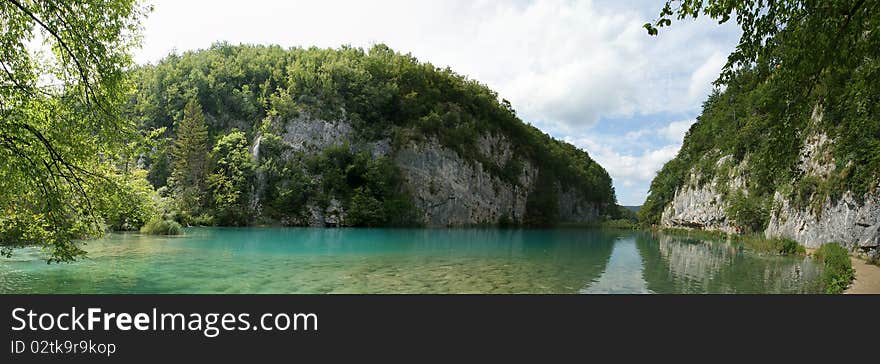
<box><xmin>394</xmin><ymin>136</ymin><xmax>537</xmax><ymax>226</ymax></box>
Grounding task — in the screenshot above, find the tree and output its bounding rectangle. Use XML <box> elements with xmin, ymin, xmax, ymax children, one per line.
<box><xmin>644</xmin><ymin>1</ymin><xmax>877</xmax><ymax>89</ymax></box>
<box><xmin>348</xmin><ymin>187</ymin><xmax>386</xmax><ymax>227</ymax></box>
<box><xmin>0</xmin><ymin>0</ymin><xmax>149</xmax><ymax>262</ymax></box>
<box><xmin>170</xmin><ymin>98</ymin><xmax>210</xmax><ymax>222</ymax></box>
<box><xmin>206</xmin><ymin>130</ymin><xmax>254</xmax><ymax>226</ymax></box>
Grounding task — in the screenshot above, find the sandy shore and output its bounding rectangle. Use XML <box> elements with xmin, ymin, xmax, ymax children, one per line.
<box><xmin>845</xmin><ymin>257</ymin><xmax>880</xmax><ymax>294</ymax></box>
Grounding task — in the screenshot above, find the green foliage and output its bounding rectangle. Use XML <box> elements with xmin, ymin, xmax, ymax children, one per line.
<box><xmin>737</xmin><ymin>235</ymin><xmax>805</xmax><ymax>255</ymax></box>
<box><xmin>347</xmin><ymin>187</ymin><xmax>386</xmax><ymax>227</ymax></box>
<box><xmin>0</xmin><ymin>0</ymin><xmax>149</xmax><ymax>262</ymax></box>
<box><xmin>206</xmin><ymin>130</ymin><xmax>255</xmax><ymax>226</ymax></box>
<box><xmin>305</xmin><ymin>147</ymin><xmax>419</xmax><ymax>227</ymax></box>
<box><xmin>599</xmin><ymin>219</ymin><xmax>638</xmax><ymax>230</ymax></box>
<box><xmin>256</xmin><ymin>135</ymin><xmax>315</xmax><ymax>222</ymax></box>
<box><xmin>170</xmin><ymin>99</ymin><xmax>211</xmax><ymax>223</ymax></box>
<box><xmin>779</xmin><ymin>238</ymin><xmax>805</xmax><ymax>256</ymax></box>
<box><xmin>524</xmin><ymin>169</ymin><xmax>560</xmax><ymax>226</ymax></box>
<box><xmin>140</xmin><ymin>218</ymin><xmax>182</xmax><ymax>235</ymax></box>
<box><xmin>814</xmin><ymin>243</ymin><xmax>855</xmax><ymax>294</ymax></box>
<box><xmin>497</xmin><ymin>213</ymin><xmax>514</xmax><ymax>228</ymax></box>
<box><xmin>642</xmin><ymin>1</ymin><xmax>880</xmax><ymax>231</ymax></box>
<box><xmin>726</xmin><ymin>191</ymin><xmax>769</xmax><ymax>233</ymax></box>
<box><xmin>660</xmin><ymin>227</ymin><xmax>730</xmax><ymax>241</ymax></box>
<box><xmin>645</xmin><ymin>1</ymin><xmax>875</xmax><ymax>88</ymax></box>
<box><xmin>613</xmin><ymin>205</ymin><xmax>639</xmax><ymax>223</ymax></box>
<box><xmin>91</xmin><ymin>169</ymin><xmax>159</xmax><ymax>231</ymax></box>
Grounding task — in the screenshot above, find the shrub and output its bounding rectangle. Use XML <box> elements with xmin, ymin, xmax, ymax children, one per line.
<box><xmin>778</xmin><ymin>238</ymin><xmax>805</xmax><ymax>255</ymax></box>
<box><xmin>140</xmin><ymin>218</ymin><xmax>183</xmax><ymax>235</ymax></box>
<box><xmin>347</xmin><ymin>187</ymin><xmax>386</xmax><ymax>227</ymax></box>
<box><xmin>727</xmin><ymin>191</ymin><xmax>769</xmax><ymax>233</ymax></box>
<box><xmin>814</xmin><ymin>243</ymin><xmax>854</xmax><ymax>294</ymax></box>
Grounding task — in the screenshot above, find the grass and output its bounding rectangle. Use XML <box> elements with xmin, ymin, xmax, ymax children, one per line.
<box><xmin>734</xmin><ymin>235</ymin><xmax>806</xmax><ymax>255</ymax></box>
<box><xmin>140</xmin><ymin>218</ymin><xmax>183</xmax><ymax>235</ymax></box>
<box><xmin>813</xmin><ymin>243</ymin><xmax>855</xmax><ymax>294</ymax></box>
<box><xmin>657</xmin><ymin>227</ymin><xmax>730</xmax><ymax>241</ymax></box>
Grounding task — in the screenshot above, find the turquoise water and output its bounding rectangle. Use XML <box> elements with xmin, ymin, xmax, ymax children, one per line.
<box><xmin>0</xmin><ymin>228</ymin><xmax>823</xmax><ymax>293</ymax></box>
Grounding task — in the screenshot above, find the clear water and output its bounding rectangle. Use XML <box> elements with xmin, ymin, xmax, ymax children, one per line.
<box><xmin>0</xmin><ymin>228</ymin><xmax>824</xmax><ymax>294</ymax></box>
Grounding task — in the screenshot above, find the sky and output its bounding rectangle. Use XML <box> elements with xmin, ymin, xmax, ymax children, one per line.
<box><xmin>134</xmin><ymin>0</ymin><xmax>742</xmax><ymax>206</ymax></box>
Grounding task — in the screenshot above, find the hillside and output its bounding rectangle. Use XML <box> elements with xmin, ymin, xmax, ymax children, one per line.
<box><xmin>129</xmin><ymin>43</ymin><xmax>618</xmax><ymax>227</ymax></box>
<box><xmin>640</xmin><ymin>60</ymin><xmax>879</xmax><ymax>254</ymax></box>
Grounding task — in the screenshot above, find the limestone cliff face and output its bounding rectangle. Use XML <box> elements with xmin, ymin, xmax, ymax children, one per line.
<box><xmin>661</xmin><ymin>181</ymin><xmax>735</xmax><ymax>233</ymax></box>
<box><xmin>660</xmin><ymin>156</ymin><xmax>747</xmax><ymax>234</ymax></box>
<box><xmin>763</xmin><ymin>131</ymin><xmax>880</xmax><ymax>251</ymax></box>
<box><xmin>281</xmin><ymin>113</ymin><xmax>355</xmax><ymax>154</ymax></box>
<box><xmin>658</xmin><ymin>129</ymin><xmax>880</xmax><ymax>256</ymax></box>
<box><xmin>394</xmin><ymin>136</ymin><xmax>535</xmax><ymax>226</ymax></box>
<box><xmin>263</xmin><ymin>114</ymin><xmax>604</xmax><ymax>227</ymax></box>
<box><xmin>393</xmin><ymin>132</ymin><xmax>601</xmax><ymax>226</ymax></box>
<box><xmin>766</xmin><ymin>192</ymin><xmax>880</xmax><ymax>250</ymax></box>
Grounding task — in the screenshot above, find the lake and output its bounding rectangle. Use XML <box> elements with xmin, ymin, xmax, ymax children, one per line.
<box><xmin>0</xmin><ymin>227</ymin><xmax>824</xmax><ymax>293</ymax></box>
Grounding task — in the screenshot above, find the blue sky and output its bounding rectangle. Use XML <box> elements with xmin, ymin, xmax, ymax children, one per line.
<box><xmin>135</xmin><ymin>0</ymin><xmax>742</xmax><ymax>205</ymax></box>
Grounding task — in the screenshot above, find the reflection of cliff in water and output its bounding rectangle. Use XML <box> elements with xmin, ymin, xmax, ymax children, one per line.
<box><xmin>636</xmin><ymin>233</ymin><xmax>823</xmax><ymax>293</ymax></box>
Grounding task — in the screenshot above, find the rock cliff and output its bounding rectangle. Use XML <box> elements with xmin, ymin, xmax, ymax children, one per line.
<box><xmin>261</xmin><ymin>114</ymin><xmax>607</xmax><ymax>227</ymax></box>
<box><xmin>655</xmin><ymin>125</ymin><xmax>879</xmax><ymax>258</ymax></box>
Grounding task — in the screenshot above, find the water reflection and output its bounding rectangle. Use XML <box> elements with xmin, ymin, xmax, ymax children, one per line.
<box><xmin>0</xmin><ymin>228</ymin><xmax>822</xmax><ymax>293</ymax></box>
<box><xmin>580</xmin><ymin>237</ymin><xmax>652</xmax><ymax>294</ymax></box>
<box><xmin>636</xmin><ymin>233</ymin><xmax>822</xmax><ymax>294</ymax></box>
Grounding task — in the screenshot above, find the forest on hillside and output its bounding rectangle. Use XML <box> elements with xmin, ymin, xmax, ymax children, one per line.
<box><xmin>130</xmin><ymin>43</ymin><xmax>617</xmax><ymax>229</ymax></box>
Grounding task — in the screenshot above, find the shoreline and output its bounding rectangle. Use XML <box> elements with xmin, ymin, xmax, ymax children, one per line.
<box><xmin>845</xmin><ymin>257</ymin><xmax>880</xmax><ymax>294</ymax></box>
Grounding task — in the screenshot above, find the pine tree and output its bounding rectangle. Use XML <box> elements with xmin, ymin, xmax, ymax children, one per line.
<box><xmin>171</xmin><ymin>99</ymin><xmax>210</xmax><ymax>222</ymax></box>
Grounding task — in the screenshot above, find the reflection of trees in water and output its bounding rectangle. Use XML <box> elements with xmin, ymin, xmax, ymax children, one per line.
<box><xmin>1</xmin><ymin>229</ymin><xmax>620</xmax><ymax>294</ymax></box>
<box><xmin>636</xmin><ymin>233</ymin><xmax>823</xmax><ymax>293</ymax></box>
<box><xmin>0</xmin><ymin>234</ymin><xmax>190</xmax><ymax>293</ymax></box>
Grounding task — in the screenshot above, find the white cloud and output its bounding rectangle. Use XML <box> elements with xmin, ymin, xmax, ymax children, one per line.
<box><xmin>688</xmin><ymin>51</ymin><xmax>727</xmax><ymax>100</ymax></box>
<box><xmin>658</xmin><ymin>119</ymin><xmax>697</xmax><ymax>143</ymax></box>
<box><xmin>567</xmin><ymin>115</ymin><xmax>698</xmax><ymax>204</ymax></box>
<box><xmin>583</xmin><ymin>140</ymin><xmax>679</xmax><ymax>183</ymax></box>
